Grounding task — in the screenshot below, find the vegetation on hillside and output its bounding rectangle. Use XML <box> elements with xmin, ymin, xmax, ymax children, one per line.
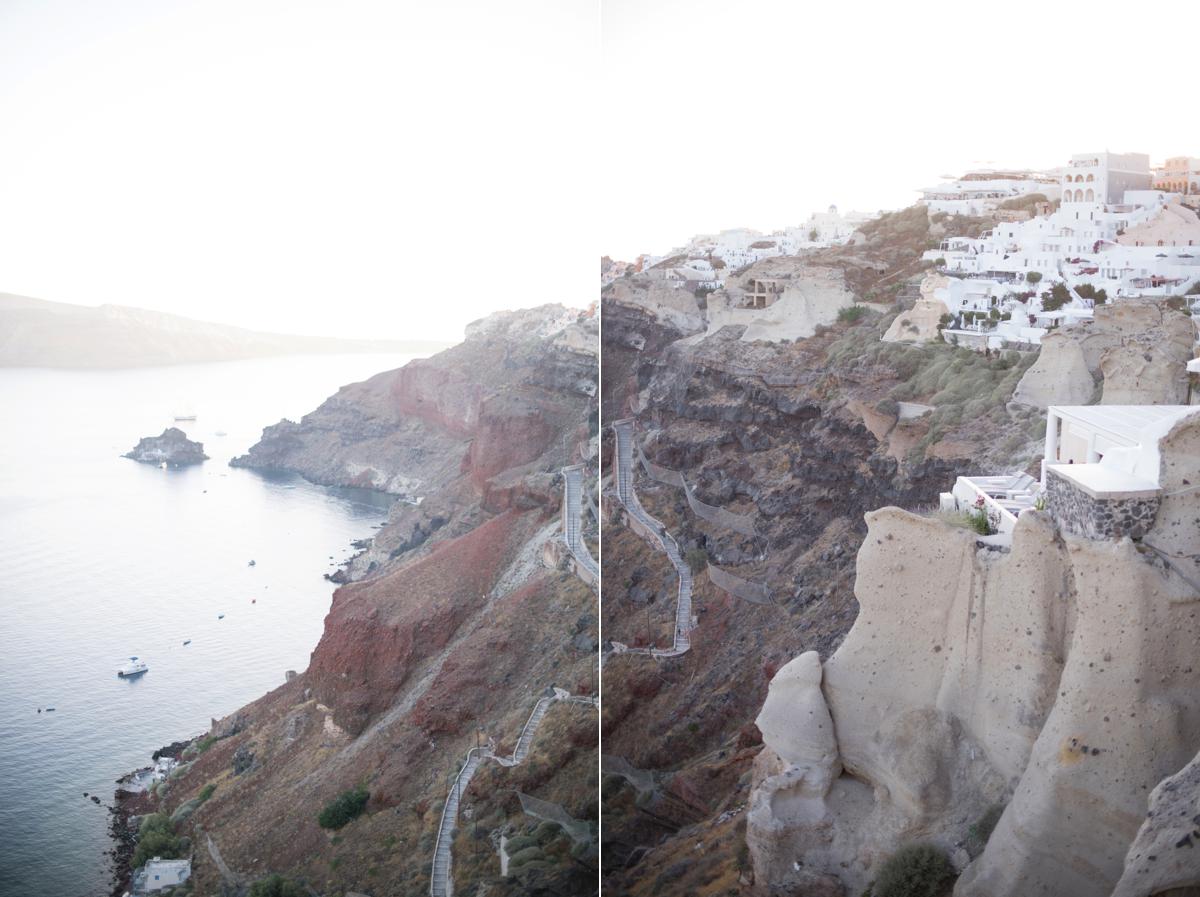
<box><xmin>318</xmin><ymin>786</ymin><xmax>370</xmax><ymax>830</ymax></box>
<box><xmin>132</xmin><ymin>813</ymin><xmax>187</xmax><ymax>869</ymax></box>
<box><xmin>827</xmin><ymin>310</ymin><xmax>1042</xmax><ymax>462</ymax></box>
<box><xmin>871</xmin><ymin>843</ymin><xmax>956</xmax><ymax>897</ymax></box>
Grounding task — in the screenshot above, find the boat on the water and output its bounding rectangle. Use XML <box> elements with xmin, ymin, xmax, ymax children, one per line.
<box><xmin>117</xmin><ymin>656</ymin><xmax>148</xmax><ymax>677</ymax></box>
<box><xmin>182</xmin><ymin>639</ymin><xmax>191</xmax><ymax>646</ymax></box>
<box><xmin>217</xmin><ymin>614</ymin><xmax>225</xmax><ymax>619</ymax></box>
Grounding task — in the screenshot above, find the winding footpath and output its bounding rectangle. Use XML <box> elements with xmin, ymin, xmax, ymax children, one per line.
<box><xmin>562</xmin><ymin>465</ymin><xmax>599</xmax><ymax>587</ymax></box>
<box><xmin>611</xmin><ymin>419</ymin><xmax>693</xmax><ymax>658</ymax></box>
<box><xmin>429</xmin><ymin>689</ymin><xmax>596</xmax><ymax>897</ymax></box>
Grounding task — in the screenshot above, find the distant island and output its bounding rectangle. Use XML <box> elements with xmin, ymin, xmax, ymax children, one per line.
<box><xmin>0</xmin><ymin>293</ymin><xmax>453</xmax><ymax>368</ymax></box>
<box><xmin>123</xmin><ymin>427</ymin><xmax>208</xmax><ymax>466</ymax></box>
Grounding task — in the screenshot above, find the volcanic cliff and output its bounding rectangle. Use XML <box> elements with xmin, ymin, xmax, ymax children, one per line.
<box><xmin>117</xmin><ymin>304</ymin><xmax>600</xmax><ymax>897</ymax></box>
<box><xmin>597</xmin><ymin>206</ymin><xmax>1198</xmax><ymax>897</ymax></box>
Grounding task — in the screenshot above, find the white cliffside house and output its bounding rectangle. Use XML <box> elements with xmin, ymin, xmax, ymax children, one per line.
<box><xmin>943</xmin><ymin>403</ymin><xmax>1200</xmax><ymax>543</ymax></box>
<box><xmin>919</xmin><ymin>169</ymin><xmax>1060</xmax><ymax>217</ymax></box>
<box><xmin>640</xmin><ymin>207</ymin><xmax>879</xmax><ymax>287</ymax></box>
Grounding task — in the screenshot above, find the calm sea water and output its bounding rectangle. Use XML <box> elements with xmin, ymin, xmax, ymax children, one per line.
<box><xmin>0</xmin><ymin>354</ymin><xmax>413</xmax><ymax>897</ymax></box>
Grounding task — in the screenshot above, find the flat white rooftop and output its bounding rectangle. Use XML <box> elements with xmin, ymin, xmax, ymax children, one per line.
<box><xmin>1047</xmin><ymin>463</ymin><xmax>1160</xmax><ymax>498</ymax></box>
<box><xmin>1049</xmin><ymin>405</ymin><xmax>1200</xmax><ymax>447</ymax></box>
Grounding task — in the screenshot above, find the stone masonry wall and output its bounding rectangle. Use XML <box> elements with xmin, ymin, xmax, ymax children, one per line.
<box><xmin>1046</xmin><ymin>467</ymin><xmax>1161</xmax><ymax>539</ymax></box>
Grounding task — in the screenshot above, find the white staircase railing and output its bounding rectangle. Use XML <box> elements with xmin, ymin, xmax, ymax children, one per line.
<box><xmin>561</xmin><ymin>465</ymin><xmax>599</xmax><ymax>586</ymax></box>
<box><xmin>611</xmin><ymin>420</ymin><xmax>693</xmax><ymax>658</ymax></box>
<box><xmin>428</xmin><ymin>691</ymin><xmax>597</xmax><ymax>896</ymax></box>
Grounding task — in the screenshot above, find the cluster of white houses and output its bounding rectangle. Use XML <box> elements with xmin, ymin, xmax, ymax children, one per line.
<box><xmin>918</xmin><ymin>151</ymin><xmax>1200</xmax><ymax>350</ymax></box>
<box><xmin>639</xmin><ymin>205</ymin><xmax>875</xmax><ymax>291</ymax></box>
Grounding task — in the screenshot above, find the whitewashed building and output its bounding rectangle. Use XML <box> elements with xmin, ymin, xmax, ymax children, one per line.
<box><xmin>926</xmin><ymin>152</ymin><xmax>1200</xmax><ymax>317</ymax></box>
<box><xmin>920</xmin><ymin>170</ymin><xmax>1059</xmax><ymax>217</ymax></box>
<box><xmin>129</xmin><ymin>858</ymin><xmax>191</xmax><ymax>895</ymax></box>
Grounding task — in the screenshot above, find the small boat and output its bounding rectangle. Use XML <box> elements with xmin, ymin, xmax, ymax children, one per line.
<box><xmin>247</xmin><ymin>559</ymin><xmax>256</xmax><ymax>567</ymax></box>
<box><xmin>217</xmin><ymin>614</ymin><xmax>225</xmax><ymax>620</ymax></box>
<box><xmin>45</xmin><ymin>707</ymin><xmax>56</xmax><ymax>712</ymax></box>
<box><xmin>214</xmin><ymin>430</ymin><xmax>227</xmax><ymax>437</ymax></box>
<box><xmin>173</xmin><ymin>414</ymin><xmax>197</xmax><ymax>422</ymax></box>
<box><xmin>118</xmin><ymin>657</ymin><xmax>148</xmax><ymax>677</ymax></box>
<box><xmin>182</xmin><ymin>639</ymin><xmax>191</xmax><ymax>646</ymax></box>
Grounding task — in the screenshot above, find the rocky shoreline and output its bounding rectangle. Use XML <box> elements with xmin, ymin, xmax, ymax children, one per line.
<box><xmin>110</xmin><ymin>741</ymin><xmax>187</xmax><ymax>897</ymax></box>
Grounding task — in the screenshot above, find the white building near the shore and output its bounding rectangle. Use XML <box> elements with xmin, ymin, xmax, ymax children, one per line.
<box><xmin>129</xmin><ymin>858</ymin><xmax>191</xmax><ymax>896</ymax></box>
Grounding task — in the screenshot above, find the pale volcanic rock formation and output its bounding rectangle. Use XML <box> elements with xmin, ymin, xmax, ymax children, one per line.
<box><xmin>881</xmin><ymin>272</ymin><xmax>951</xmax><ymax>343</ymax></box>
<box><xmin>1115</xmin><ymin>199</ymin><xmax>1200</xmax><ymax>248</ymax></box>
<box><xmin>1013</xmin><ymin>299</ymin><xmax>1194</xmax><ymax>409</ymax></box>
<box><xmin>603</xmin><ymin>277</ymin><xmax>706</xmax><ymax>336</ymax></box>
<box><xmin>749</xmin><ymin>410</ymin><xmax>1200</xmax><ymax>897</ymax></box>
<box><xmin>705</xmin><ymin>261</ymin><xmax>855</xmax><ymax>342</ymax></box>
<box><xmin>1111</xmin><ymin>750</ymin><xmax>1200</xmax><ymax>897</ymax></box>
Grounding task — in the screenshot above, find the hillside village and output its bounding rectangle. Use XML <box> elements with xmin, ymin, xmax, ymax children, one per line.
<box><xmin>601</xmin><ymin>149</ymin><xmax>1200</xmax><ymax>897</ymax></box>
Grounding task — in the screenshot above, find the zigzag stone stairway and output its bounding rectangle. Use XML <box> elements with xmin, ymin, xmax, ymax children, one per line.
<box><xmin>562</xmin><ymin>464</ymin><xmax>599</xmax><ymax>587</ymax></box>
<box><xmin>428</xmin><ymin>689</ymin><xmax>597</xmax><ymax>897</ymax></box>
<box><xmin>610</xmin><ymin>419</ymin><xmax>693</xmax><ymax>658</ymax></box>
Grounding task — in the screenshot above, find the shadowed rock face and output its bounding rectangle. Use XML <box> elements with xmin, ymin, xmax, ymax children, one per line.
<box><xmin>748</xmin><ymin>414</ymin><xmax>1200</xmax><ymax>897</ymax></box>
<box><xmin>123</xmin><ymin>427</ymin><xmax>207</xmax><ymax>466</ymax></box>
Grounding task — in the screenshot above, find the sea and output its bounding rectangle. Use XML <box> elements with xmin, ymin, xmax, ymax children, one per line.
<box><xmin>0</xmin><ymin>353</ymin><xmax>415</xmax><ymax>897</ymax></box>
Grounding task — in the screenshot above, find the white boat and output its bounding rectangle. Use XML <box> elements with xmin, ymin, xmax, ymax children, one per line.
<box><xmin>173</xmin><ymin>414</ymin><xmax>197</xmax><ymax>422</ymax></box>
<box><xmin>117</xmin><ymin>656</ymin><xmax>148</xmax><ymax>677</ymax></box>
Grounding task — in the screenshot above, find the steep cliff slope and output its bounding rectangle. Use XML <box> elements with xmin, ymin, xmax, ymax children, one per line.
<box><xmin>749</xmin><ymin>405</ymin><xmax>1200</xmax><ymax>896</ymax></box>
<box><xmin>117</xmin><ymin>304</ymin><xmax>599</xmax><ymax>897</ymax></box>
<box><xmin>598</xmin><ymin>213</ymin><xmax>1047</xmax><ymax>896</ymax></box>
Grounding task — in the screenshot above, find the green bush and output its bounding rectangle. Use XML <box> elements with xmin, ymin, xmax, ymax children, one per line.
<box><xmin>170</xmin><ymin>798</ymin><xmax>202</xmax><ymax>826</ymax></box>
<box><xmin>965</xmin><ymin>508</ymin><xmax>993</xmax><ymax>535</ymax></box>
<box><xmin>139</xmin><ymin>813</ymin><xmax>173</xmax><ymax>837</ymax></box>
<box><xmin>838</xmin><ymin>305</ymin><xmax>868</xmax><ymax>323</ymax></box>
<box><xmin>508</xmin><ymin>845</ymin><xmax>544</xmax><ymax>868</ymax></box>
<box><xmin>967</xmin><ymin>804</ymin><xmax>1005</xmax><ymax>856</ymax></box>
<box><xmin>318</xmin><ymin>786</ymin><xmax>370</xmax><ymax>829</ymax></box>
<box><xmin>195</xmin><ymin>735</ymin><xmax>217</xmax><ymax>754</ymax></box>
<box><xmin>132</xmin><ymin>828</ymin><xmax>184</xmax><ymax>869</ymax></box>
<box><xmin>1041</xmin><ymin>283</ymin><xmax>1071</xmax><ymax>312</ymax></box>
<box><xmin>873</xmin><ymin>843</ymin><xmax>956</xmax><ymax>897</ymax></box>
<box><xmin>197</xmin><ymin>783</ymin><xmax>216</xmax><ymax>803</ymax></box>
<box><xmin>248</xmin><ymin>874</ymin><xmax>305</xmax><ymax>897</ymax></box>
<box><xmin>504</xmin><ymin>834</ymin><xmax>538</xmax><ymax>854</ymax></box>
<box><xmin>684</xmin><ymin>547</ymin><xmax>707</xmax><ymax>573</ymax></box>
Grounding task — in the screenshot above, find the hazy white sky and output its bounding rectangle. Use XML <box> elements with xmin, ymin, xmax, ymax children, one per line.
<box><xmin>601</xmin><ymin>0</ymin><xmax>1199</xmax><ymax>260</ymax></box>
<box><xmin>0</xmin><ymin>0</ymin><xmax>596</xmax><ymax>342</ymax></box>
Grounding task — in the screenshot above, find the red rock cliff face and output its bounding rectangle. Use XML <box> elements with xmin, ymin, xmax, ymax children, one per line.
<box><xmin>465</xmin><ymin>394</ymin><xmax>556</xmax><ymax>487</ymax></box>
<box><xmin>390</xmin><ymin>358</ymin><xmax>484</xmax><ymax>438</ymax></box>
<box><xmin>134</xmin><ymin>306</ymin><xmax>599</xmax><ymax>897</ymax></box>
<box><xmin>306</xmin><ymin>511</ymin><xmax>531</xmax><ymax>736</ymax></box>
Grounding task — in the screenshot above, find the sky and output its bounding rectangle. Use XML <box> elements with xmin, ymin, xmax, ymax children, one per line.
<box><xmin>601</xmin><ymin>0</ymin><xmax>1200</xmax><ymax>261</ymax></box>
<box><xmin>5</xmin><ymin>2</ymin><xmax>1197</xmax><ymax>340</ymax></box>
<box><xmin>0</xmin><ymin>0</ymin><xmax>597</xmax><ymax>342</ymax></box>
